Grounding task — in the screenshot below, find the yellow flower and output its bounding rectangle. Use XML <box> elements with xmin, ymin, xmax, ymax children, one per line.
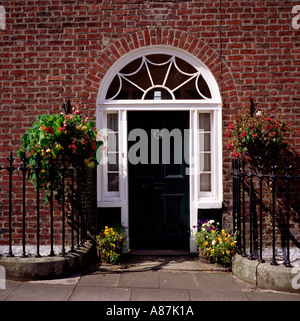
<box><xmin>211</xmin><ymin>230</ymin><xmax>215</xmax><ymax>234</ymax></box>
<box><xmin>231</xmin><ymin>242</ymin><xmax>235</xmax><ymax>246</ymax></box>
<box><xmin>210</xmin><ymin>249</ymin><xmax>215</xmax><ymax>253</ymax></box>
<box><xmin>204</xmin><ymin>241</ymin><xmax>208</xmax><ymax>246</ymax></box>
<box><xmin>226</xmin><ymin>250</ymin><xmax>230</xmax><ymax>254</ymax></box>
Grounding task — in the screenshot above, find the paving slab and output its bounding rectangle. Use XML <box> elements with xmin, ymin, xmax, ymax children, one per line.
<box><xmin>131</xmin><ymin>288</ymin><xmax>190</xmax><ymax>301</ymax></box>
<box><xmin>4</xmin><ymin>282</ymin><xmax>74</xmax><ymax>301</ymax></box>
<box><xmin>78</xmin><ymin>272</ymin><xmax>120</xmax><ymax>287</ymax></box>
<box><xmin>118</xmin><ymin>271</ymin><xmax>159</xmax><ymax>289</ymax></box>
<box><xmin>69</xmin><ymin>286</ymin><xmax>131</xmax><ymax>301</ymax></box>
<box><xmin>0</xmin><ymin>280</ymin><xmax>20</xmax><ymax>301</ymax></box>
<box><xmin>244</xmin><ymin>290</ymin><xmax>300</xmax><ymax>301</ymax></box>
<box><xmin>189</xmin><ymin>289</ymin><xmax>249</xmax><ymax>301</ymax></box>
<box><xmin>158</xmin><ymin>271</ymin><xmax>198</xmax><ymax>290</ymax></box>
<box><xmin>194</xmin><ymin>271</ymin><xmax>243</xmax><ymax>292</ymax></box>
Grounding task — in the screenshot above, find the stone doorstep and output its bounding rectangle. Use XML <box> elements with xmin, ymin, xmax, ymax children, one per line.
<box><xmin>232</xmin><ymin>254</ymin><xmax>300</xmax><ymax>294</ymax></box>
<box><xmin>98</xmin><ymin>255</ymin><xmax>228</xmax><ymax>273</ymax></box>
<box><xmin>0</xmin><ymin>241</ymin><xmax>95</xmax><ymax>281</ymax></box>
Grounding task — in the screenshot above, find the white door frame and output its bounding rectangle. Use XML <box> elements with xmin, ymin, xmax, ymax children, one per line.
<box><xmin>96</xmin><ymin>46</ymin><xmax>222</xmax><ymax>253</ymax></box>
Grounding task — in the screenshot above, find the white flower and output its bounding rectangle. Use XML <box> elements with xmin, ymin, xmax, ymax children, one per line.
<box><xmin>256</xmin><ymin>110</ymin><xmax>262</xmax><ymax>116</ymax></box>
<box><xmin>212</xmin><ymin>240</ymin><xmax>216</xmax><ymax>245</ymax></box>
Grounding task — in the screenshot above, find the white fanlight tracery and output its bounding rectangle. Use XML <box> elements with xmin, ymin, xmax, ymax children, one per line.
<box><xmin>105</xmin><ymin>54</ymin><xmax>213</xmax><ymax>101</ymax></box>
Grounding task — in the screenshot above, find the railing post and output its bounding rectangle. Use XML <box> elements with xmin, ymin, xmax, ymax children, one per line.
<box><xmin>232</xmin><ymin>158</ymin><xmax>241</xmax><ymax>253</ymax></box>
<box><xmin>60</xmin><ymin>159</ymin><xmax>66</xmax><ymax>256</ymax></box>
<box><xmin>76</xmin><ymin>163</ymin><xmax>81</xmax><ymax>249</ymax></box>
<box><xmin>241</xmin><ymin>159</ymin><xmax>247</xmax><ymax>257</ymax></box>
<box><xmin>35</xmin><ymin>153</ymin><xmax>41</xmax><ymax>258</ymax></box>
<box><xmin>69</xmin><ymin>163</ymin><xmax>75</xmax><ymax>252</ymax></box>
<box><xmin>270</xmin><ymin>164</ymin><xmax>278</xmax><ymax>266</ymax></box>
<box><xmin>258</xmin><ymin>158</ymin><xmax>265</xmax><ymax>263</ymax></box>
<box><xmin>236</xmin><ymin>159</ymin><xmax>242</xmax><ymax>254</ymax></box>
<box><xmin>49</xmin><ymin>154</ymin><xmax>55</xmax><ymax>257</ymax></box>
<box><xmin>232</xmin><ymin>159</ymin><xmax>237</xmax><ymax>233</ymax></box>
<box><xmin>19</xmin><ymin>152</ymin><xmax>29</xmax><ymax>258</ymax></box>
<box><xmin>284</xmin><ymin>160</ymin><xmax>292</xmax><ymax>267</ymax></box>
<box><xmin>6</xmin><ymin>152</ymin><xmax>15</xmax><ymax>257</ymax></box>
<box><xmin>248</xmin><ymin>163</ymin><xmax>254</xmax><ymax>260</ymax></box>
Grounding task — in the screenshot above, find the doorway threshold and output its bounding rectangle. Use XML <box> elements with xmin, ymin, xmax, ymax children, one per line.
<box><xmin>130</xmin><ymin>250</ymin><xmax>191</xmax><ymax>256</ymax></box>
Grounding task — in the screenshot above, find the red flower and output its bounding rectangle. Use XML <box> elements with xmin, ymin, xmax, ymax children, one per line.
<box><xmin>47</xmin><ymin>127</ymin><xmax>54</xmax><ymax>134</ymax></box>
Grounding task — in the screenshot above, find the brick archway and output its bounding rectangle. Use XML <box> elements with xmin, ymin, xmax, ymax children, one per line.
<box><xmin>80</xmin><ymin>28</ymin><xmax>237</xmax><ymax>109</ymax></box>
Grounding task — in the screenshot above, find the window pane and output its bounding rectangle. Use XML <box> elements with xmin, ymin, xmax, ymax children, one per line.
<box><xmin>199</xmin><ymin>133</ymin><xmax>211</xmax><ymax>151</ymax></box>
<box><xmin>107</xmin><ymin>133</ymin><xmax>118</xmax><ymax>151</ymax></box>
<box><xmin>108</xmin><ymin>173</ymin><xmax>119</xmax><ymax>191</ymax></box>
<box><xmin>200</xmin><ymin>173</ymin><xmax>211</xmax><ymax>192</ymax></box>
<box><xmin>107</xmin><ymin>114</ymin><xmax>118</xmax><ymax>132</ymax></box>
<box><xmin>108</xmin><ymin>153</ymin><xmax>118</xmax><ymax>171</ymax></box>
<box><xmin>199</xmin><ymin>113</ymin><xmax>210</xmax><ymax>131</ymax></box>
<box><xmin>199</xmin><ymin>153</ymin><xmax>211</xmax><ymax>172</ymax></box>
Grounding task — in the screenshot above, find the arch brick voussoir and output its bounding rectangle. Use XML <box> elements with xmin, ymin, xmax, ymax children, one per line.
<box><xmin>81</xmin><ymin>28</ymin><xmax>236</xmax><ymax>107</ymax></box>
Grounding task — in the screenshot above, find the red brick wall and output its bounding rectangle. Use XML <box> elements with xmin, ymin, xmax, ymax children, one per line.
<box><xmin>0</xmin><ymin>1</ymin><xmax>299</xmax><ymax>251</ymax></box>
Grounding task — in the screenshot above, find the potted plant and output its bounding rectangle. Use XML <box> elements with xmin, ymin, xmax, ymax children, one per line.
<box><xmin>225</xmin><ymin>110</ymin><xmax>292</xmax><ymax>169</ymax></box>
<box><xmin>194</xmin><ymin>220</ymin><xmax>237</xmax><ymax>267</ymax></box>
<box><xmin>96</xmin><ymin>225</ymin><xmax>127</xmax><ymax>265</ymax></box>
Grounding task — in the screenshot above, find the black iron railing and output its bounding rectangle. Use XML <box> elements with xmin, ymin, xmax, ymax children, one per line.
<box><xmin>0</xmin><ymin>152</ymin><xmax>87</xmax><ymax>258</ymax></box>
<box><xmin>232</xmin><ymin>158</ymin><xmax>300</xmax><ymax>267</ymax></box>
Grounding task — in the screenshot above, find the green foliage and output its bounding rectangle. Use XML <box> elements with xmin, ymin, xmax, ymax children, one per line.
<box><xmin>18</xmin><ymin>105</ymin><xmax>104</xmax><ymax>203</ymax></box>
<box><xmin>225</xmin><ymin>110</ymin><xmax>291</xmax><ymax>168</ymax></box>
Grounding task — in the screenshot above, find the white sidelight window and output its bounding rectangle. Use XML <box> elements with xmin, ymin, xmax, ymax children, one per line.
<box><xmin>106</xmin><ymin>113</ymin><xmax>119</xmax><ymax>192</ymax></box>
<box><xmin>199</xmin><ymin>113</ymin><xmax>212</xmax><ymax>193</ymax></box>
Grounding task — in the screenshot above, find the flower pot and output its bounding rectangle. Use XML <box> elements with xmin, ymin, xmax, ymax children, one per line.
<box><xmin>198</xmin><ymin>247</ymin><xmax>208</xmax><ymax>262</ymax></box>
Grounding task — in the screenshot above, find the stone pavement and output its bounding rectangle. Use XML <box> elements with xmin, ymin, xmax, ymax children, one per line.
<box><xmin>1</xmin><ymin>255</ymin><xmax>300</xmax><ymax>302</ymax></box>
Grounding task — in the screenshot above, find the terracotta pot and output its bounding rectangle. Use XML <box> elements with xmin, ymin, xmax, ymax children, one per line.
<box><xmin>198</xmin><ymin>247</ymin><xmax>208</xmax><ymax>262</ymax></box>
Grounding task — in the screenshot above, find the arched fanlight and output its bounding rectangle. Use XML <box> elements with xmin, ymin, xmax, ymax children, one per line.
<box><xmin>105</xmin><ymin>54</ymin><xmax>212</xmax><ymax>101</ymax></box>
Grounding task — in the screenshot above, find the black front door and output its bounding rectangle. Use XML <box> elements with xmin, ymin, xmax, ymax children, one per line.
<box><xmin>128</xmin><ymin>111</ymin><xmax>190</xmax><ymax>250</ymax></box>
